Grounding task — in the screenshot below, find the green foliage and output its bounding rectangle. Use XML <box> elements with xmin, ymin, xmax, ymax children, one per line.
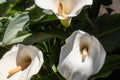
<box><xmin>2</xmin><ymin>12</ymin><xmax>29</xmax><ymax>45</ymax></box>
<box><xmin>90</xmin><ymin>55</ymin><xmax>120</xmax><ymax>80</ymax></box>
<box><xmin>0</xmin><ymin>0</ymin><xmax>120</xmax><ymax>80</ymax></box>
<box><xmin>94</xmin><ymin>14</ymin><xmax>120</xmax><ymax>52</ymax></box>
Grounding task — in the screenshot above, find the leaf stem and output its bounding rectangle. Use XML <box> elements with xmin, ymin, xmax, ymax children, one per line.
<box><xmin>97</xmin><ymin>26</ymin><xmax>120</xmax><ymax>37</ymax></box>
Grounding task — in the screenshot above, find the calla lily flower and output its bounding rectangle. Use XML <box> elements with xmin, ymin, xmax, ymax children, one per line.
<box><xmin>98</xmin><ymin>5</ymin><xmax>108</xmax><ymax>16</ymax></box>
<box><xmin>58</xmin><ymin>30</ymin><xmax>106</xmax><ymax>80</ymax></box>
<box><xmin>99</xmin><ymin>0</ymin><xmax>120</xmax><ymax>16</ymax></box>
<box><xmin>0</xmin><ymin>44</ymin><xmax>44</xmax><ymax>80</ymax></box>
<box><xmin>35</xmin><ymin>0</ymin><xmax>93</xmax><ymax>27</ymax></box>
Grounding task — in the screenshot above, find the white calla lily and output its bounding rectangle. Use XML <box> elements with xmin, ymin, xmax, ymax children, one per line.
<box><xmin>35</xmin><ymin>0</ymin><xmax>93</xmax><ymax>27</ymax></box>
<box><xmin>99</xmin><ymin>0</ymin><xmax>120</xmax><ymax>16</ymax></box>
<box><xmin>58</xmin><ymin>30</ymin><xmax>106</xmax><ymax>80</ymax></box>
<box><xmin>0</xmin><ymin>44</ymin><xmax>44</xmax><ymax>80</ymax></box>
<box><xmin>98</xmin><ymin>5</ymin><xmax>108</xmax><ymax>16</ymax></box>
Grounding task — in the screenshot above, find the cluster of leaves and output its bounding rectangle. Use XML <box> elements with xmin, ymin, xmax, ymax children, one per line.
<box><xmin>0</xmin><ymin>0</ymin><xmax>120</xmax><ymax>80</ymax></box>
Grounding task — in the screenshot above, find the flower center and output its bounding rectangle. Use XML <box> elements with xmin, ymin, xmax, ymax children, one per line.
<box><xmin>8</xmin><ymin>58</ymin><xmax>31</xmax><ymax>75</ymax></box>
<box><xmin>81</xmin><ymin>48</ymin><xmax>88</xmax><ymax>62</ymax></box>
<box><xmin>58</xmin><ymin>0</ymin><xmax>72</xmax><ymax>17</ymax></box>
<box><xmin>58</xmin><ymin>1</ymin><xmax>64</xmax><ymax>16</ymax></box>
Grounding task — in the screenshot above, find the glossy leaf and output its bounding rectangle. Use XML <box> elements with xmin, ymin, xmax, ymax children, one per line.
<box><xmin>29</xmin><ymin>6</ymin><xmax>57</xmax><ymax>24</ymax></box>
<box><xmin>90</xmin><ymin>55</ymin><xmax>120</xmax><ymax>80</ymax></box>
<box><xmin>2</xmin><ymin>12</ymin><xmax>29</xmax><ymax>45</ymax></box>
<box><xmin>95</xmin><ymin>14</ymin><xmax>120</xmax><ymax>51</ymax></box>
<box><xmin>6</xmin><ymin>30</ymin><xmax>66</xmax><ymax>45</ymax></box>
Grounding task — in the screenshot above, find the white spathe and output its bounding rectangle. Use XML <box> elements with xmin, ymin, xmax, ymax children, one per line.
<box><xmin>98</xmin><ymin>0</ymin><xmax>120</xmax><ymax>16</ymax></box>
<box><xmin>0</xmin><ymin>44</ymin><xmax>44</xmax><ymax>80</ymax></box>
<box><xmin>58</xmin><ymin>30</ymin><xmax>106</xmax><ymax>80</ymax></box>
<box><xmin>34</xmin><ymin>0</ymin><xmax>93</xmax><ymax>27</ymax></box>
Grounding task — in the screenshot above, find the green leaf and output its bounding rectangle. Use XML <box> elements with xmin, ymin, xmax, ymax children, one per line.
<box><xmin>23</xmin><ymin>33</ymin><xmax>54</xmax><ymax>44</ymax></box>
<box><xmin>4</xmin><ymin>30</ymin><xmax>66</xmax><ymax>45</ymax></box>
<box><xmin>8</xmin><ymin>33</ymin><xmax>32</xmax><ymax>44</ymax></box>
<box><xmin>22</xmin><ymin>31</ymin><xmax>66</xmax><ymax>44</ymax></box>
<box><xmin>95</xmin><ymin>14</ymin><xmax>120</xmax><ymax>51</ymax></box>
<box><xmin>95</xmin><ymin>14</ymin><xmax>120</xmax><ymax>35</ymax></box>
<box><xmin>89</xmin><ymin>55</ymin><xmax>120</xmax><ymax>80</ymax></box>
<box><xmin>48</xmin><ymin>38</ymin><xmax>65</xmax><ymax>80</ymax></box>
<box><xmin>41</xmin><ymin>73</ymin><xmax>59</xmax><ymax>80</ymax></box>
<box><xmin>29</xmin><ymin>6</ymin><xmax>57</xmax><ymax>24</ymax></box>
<box><xmin>99</xmin><ymin>28</ymin><xmax>120</xmax><ymax>52</ymax></box>
<box><xmin>2</xmin><ymin>12</ymin><xmax>29</xmax><ymax>45</ymax></box>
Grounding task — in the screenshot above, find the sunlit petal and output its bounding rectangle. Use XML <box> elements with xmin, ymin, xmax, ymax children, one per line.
<box><xmin>68</xmin><ymin>0</ymin><xmax>93</xmax><ymax>17</ymax></box>
<box><xmin>35</xmin><ymin>0</ymin><xmax>59</xmax><ymax>13</ymax></box>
